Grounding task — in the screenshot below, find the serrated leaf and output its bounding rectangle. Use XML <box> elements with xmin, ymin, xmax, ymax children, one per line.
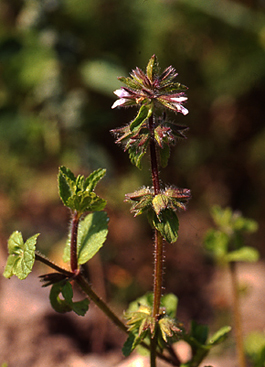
<box><xmin>208</xmin><ymin>326</ymin><xmax>231</xmax><ymax>346</ymax></box>
<box><xmin>66</xmin><ymin>191</ymin><xmax>106</xmax><ymax>213</ymax></box>
<box><xmin>49</xmin><ymin>281</ymin><xmax>89</xmax><ymax>316</ymax></box>
<box><xmin>84</xmin><ymin>168</ymin><xmax>106</xmax><ymax>192</ymax></box>
<box><xmin>226</xmin><ymin>247</ymin><xmax>260</xmax><ymax>263</ymax></box>
<box><xmin>63</xmin><ymin>211</ymin><xmax>108</xmax><ymax>265</ymax></box>
<box><xmin>130</xmin><ymin>104</ymin><xmax>152</xmax><ymax>132</ymax></box>
<box><xmin>128</xmin><ymin>144</ymin><xmax>147</xmax><ymax>169</ymax></box>
<box><xmin>3</xmin><ymin>231</ymin><xmax>39</xmax><ymax>280</ymax></box>
<box><xmin>151</xmin><ymin>209</ymin><xmax>179</xmax><ymax>243</ymax></box>
<box><xmin>58</xmin><ymin>166</ymin><xmax>76</xmax><ymax>206</ymax></box>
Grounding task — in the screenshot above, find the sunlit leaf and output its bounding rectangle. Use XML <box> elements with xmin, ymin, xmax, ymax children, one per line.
<box><xmin>3</xmin><ymin>231</ymin><xmax>39</xmax><ymax>280</ymax></box>
<box><xmin>63</xmin><ymin>211</ymin><xmax>108</xmax><ymax>265</ymax></box>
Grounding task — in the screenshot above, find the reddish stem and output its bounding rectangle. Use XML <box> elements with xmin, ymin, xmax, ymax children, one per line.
<box><xmin>148</xmin><ymin>114</ymin><xmax>164</xmax><ymax>321</ymax></box>
<box><xmin>70</xmin><ymin>210</ymin><xmax>80</xmax><ymax>274</ymax></box>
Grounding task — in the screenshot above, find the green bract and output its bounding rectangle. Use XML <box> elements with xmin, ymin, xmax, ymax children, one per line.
<box><xmin>3</xmin><ymin>231</ymin><xmax>39</xmax><ymax>280</ymax></box>
<box><xmin>63</xmin><ymin>211</ymin><xmax>109</xmax><ymax>265</ymax></box>
<box><xmin>58</xmin><ymin>166</ymin><xmax>106</xmax><ymax>213</ymax></box>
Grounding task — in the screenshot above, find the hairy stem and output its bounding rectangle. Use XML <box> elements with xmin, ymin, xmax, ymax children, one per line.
<box><xmin>35</xmin><ymin>251</ymin><xmax>73</xmax><ymax>276</ymax></box>
<box><xmin>70</xmin><ymin>210</ymin><xmax>80</xmax><ymax>274</ymax></box>
<box><xmin>229</xmin><ymin>261</ymin><xmax>246</xmax><ymax>367</ymax></box>
<box><xmin>149</xmin><ymin>114</ymin><xmax>164</xmax><ymax>367</ymax></box>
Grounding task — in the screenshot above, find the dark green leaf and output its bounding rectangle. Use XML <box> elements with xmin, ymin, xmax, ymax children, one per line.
<box><xmin>63</xmin><ymin>211</ymin><xmax>109</xmax><ymax>265</ymax></box>
<box><xmin>191</xmin><ymin>320</ymin><xmax>209</xmax><ymax>345</ymax></box>
<box><xmin>3</xmin><ymin>231</ymin><xmax>39</xmax><ymax>280</ymax></box>
<box><xmin>58</xmin><ymin>166</ymin><xmax>76</xmax><ymax>207</ymax></box>
<box><xmin>49</xmin><ymin>281</ymin><xmax>89</xmax><ymax>316</ymax></box>
<box><xmin>159</xmin><ymin>144</ymin><xmax>170</xmax><ymax>168</ymax></box>
<box><xmin>151</xmin><ymin>209</ymin><xmax>179</xmax><ymax>243</ymax></box>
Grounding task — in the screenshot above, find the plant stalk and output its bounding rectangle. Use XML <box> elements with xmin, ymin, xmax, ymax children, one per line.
<box><xmin>149</xmin><ymin>114</ymin><xmax>164</xmax><ymax>367</ymax></box>
<box><xmin>70</xmin><ymin>210</ymin><xmax>80</xmax><ymax>273</ymax></box>
<box><xmin>229</xmin><ymin>261</ymin><xmax>246</xmax><ymax>367</ymax></box>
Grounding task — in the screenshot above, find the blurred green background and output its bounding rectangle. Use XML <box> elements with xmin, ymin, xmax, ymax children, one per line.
<box><xmin>0</xmin><ymin>0</ymin><xmax>265</xmax><ymax>321</ymax></box>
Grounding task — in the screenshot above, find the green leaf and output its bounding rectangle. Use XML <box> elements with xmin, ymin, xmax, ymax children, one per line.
<box><xmin>161</xmin><ymin>293</ymin><xmax>178</xmax><ymax>318</ymax></box>
<box><xmin>208</xmin><ymin>326</ymin><xmax>231</xmax><ymax>346</ymax></box>
<box><xmin>122</xmin><ymin>332</ymin><xmax>137</xmax><ymax>357</ymax></box>
<box><xmin>159</xmin><ymin>144</ymin><xmax>170</xmax><ymax>168</ymax></box>
<box><xmin>58</xmin><ymin>166</ymin><xmax>106</xmax><ymax>212</ymax></box>
<box><xmin>146</xmin><ymin>54</ymin><xmax>159</xmax><ymax>82</ymax></box>
<box><xmin>152</xmin><ymin>194</ymin><xmax>168</xmax><ymax>216</ymax></box>
<box><xmin>151</xmin><ymin>209</ymin><xmax>179</xmax><ymax>243</ymax></box>
<box><xmin>130</xmin><ymin>104</ymin><xmax>152</xmax><ymax>132</ymax></box>
<box><xmin>49</xmin><ymin>281</ymin><xmax>89</xmax><ymax>316</ymax></box>
<box><xmin>204</xmin><ymin>229</ymin><xmax>229</xmax><ymax>260</ymax></box>
<box><xmin>122</xmin><ymin>332</ymin><xmax>147</xmax><ymax>356</ymax></box>
<box><xmin>226</xmin><ymin>246</ymin><xmax>260</xmax><ymax>263</ymax></box>
<box><xmin>84</xmin><ymin>168</ymin><xmax>106</xmax><ymax>192</ymax></box>
<box><xmin>190</xmin><ymin>320</ymin><xmax>209</xmax><ymax>346</ymax></box>
<box><xmin>58</xmin><ymin>166</ymin><xmax>76</xmax><ymax>206</ymax></box>
<box><xmin>66</xmin><ymin>191</ymin><xmax>107</xmax><ymax>213</ymax></box>
<box><xmin>3</xmin><ymin>231</ymin><xmax>39</xmax><ymax>280</ymax></box>
<box><xmin>118</xmin><ymin>76</ymin><xmax>142</xmax><ymax>90</ymax></box>
<box><xmin>128</xmin><ymin>144</ymin><xmax>148</xmax><ymax>169</ymax></box>
<box><xmin>63</xmin><ymin>211</ymin><xmax>109</xmax><ymax>265</ymax></box>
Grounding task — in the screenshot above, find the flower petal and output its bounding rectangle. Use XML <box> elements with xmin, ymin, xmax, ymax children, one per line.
<box><xmin>111</xmin><ymin>98</ymin><xmax>127</xmax><ymax>109</ymax></box>
<box><xmin>113</xmin><ymin>88</ymin><xmax>132</xmax><ymax>98</ymax></box>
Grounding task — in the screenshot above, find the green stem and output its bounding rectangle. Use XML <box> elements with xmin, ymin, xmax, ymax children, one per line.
<box><xmin>35</xmin><ymin>251</ymin><xmax>73</xmax><ymax>276</ymax></box>
<box><xmin>229</xmin><ymin>261</ymin><xmax>246</xmax><ymax>367</ymax></box>
<box><xmin>75</xmin><ymin>273</ymin><xmax>128</xmax><ymax>333</ymax></box>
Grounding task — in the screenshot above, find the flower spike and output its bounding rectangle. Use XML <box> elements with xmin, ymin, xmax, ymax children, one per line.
<box><xmin>112</xmin><ymin>55</ymin><xmax>188</xmax><ymax>115</ymax></box>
